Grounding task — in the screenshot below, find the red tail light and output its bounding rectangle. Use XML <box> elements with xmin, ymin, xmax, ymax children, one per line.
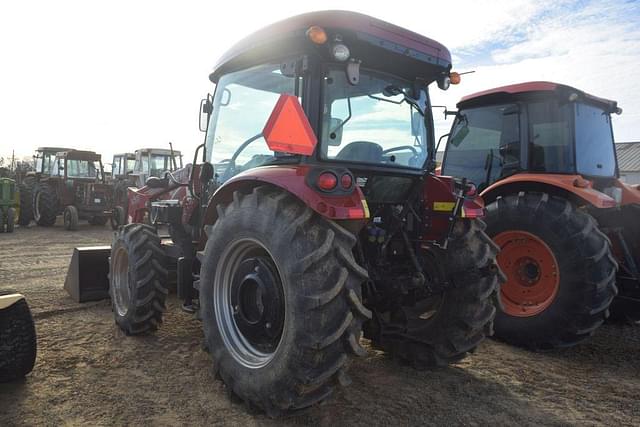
<box><xmin>317</xmin><ymin>172</ymin><xmax>338</xmax><ymax>191</ymax></box>
<box><xmin>340</xmin><ymin>173</ymin><xmax>353</xmax><ymax>189</ymax></box>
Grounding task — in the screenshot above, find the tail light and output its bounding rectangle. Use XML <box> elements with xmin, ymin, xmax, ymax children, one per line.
<box><xmin>340</xmin><ymin>173</ymin><xmax>353</xmax><ymax>190</ymax></box>
<box><xmin>317</xmin><ymin>172</ymin><xmax>338</xmax><ymax>191</ymax></box>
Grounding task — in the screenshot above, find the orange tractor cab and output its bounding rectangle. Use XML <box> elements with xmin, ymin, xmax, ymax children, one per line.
<box><xmin>88</xmin><ymin>11</ymin><xmax>504</xmax><ymax>415</ymax></box>
<box><xmin>442</xmin><ymin>81</ymin><xmax>640</xmax><ymax>349</ymax></box>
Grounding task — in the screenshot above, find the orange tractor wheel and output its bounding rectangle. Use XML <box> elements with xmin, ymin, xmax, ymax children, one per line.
<box><xmin>494</xmin><ymin>230</ymin><xmax>560</xmax><ymax>317</ymax></box>
<box><xmin>485</xmin><ymin>192</ymin><xmax>617</xmax><ymax>350</ymax></box>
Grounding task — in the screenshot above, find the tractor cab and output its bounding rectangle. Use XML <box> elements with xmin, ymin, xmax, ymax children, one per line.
<box><xmin>131</xmin><ymin>148</ymin><xmax>183</xmax><ymax>187</ymax></box>
<box><xmin>442</xmin><ymin>82</ymin><xmax>622</xmax><ymax>195</ymax></box>
<box><xmin>201</xmin><ymin>11</ymin><xmax>463</xmax><ymax>208</ymax></box>
<box><xmin>52</xmin><ymin>150</ymin><xmax>105</xmax><ymax>182</ymax></box>
<box><xmin>111</xmin><ymin>153</ymin><xmax>135</xmax><ymax>180</ymax></box>
<box><xmin>30</xmin><ymin>147</ymin><xmax>72</xmax><ymax>179</ymax></box>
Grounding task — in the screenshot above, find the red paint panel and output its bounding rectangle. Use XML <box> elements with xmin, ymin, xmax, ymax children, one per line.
<box><xmin>215</xmin><ymin>165</ymin><xmax>368</xmax><ymax>221</ymax></box>
<box><xmin>263</xmin><ymin>94</ymin><xmax>317</xmax><ymax>156</ymax></box>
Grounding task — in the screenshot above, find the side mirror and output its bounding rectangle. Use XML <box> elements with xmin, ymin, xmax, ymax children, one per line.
<box><xmin>199</xmin><ymin>98</ymin><xmax>212</xmax><ymax>132</ymax></box>
<box><xmin>449</xmin><ymin>125</ymin><xmax>470</xmax><ymax>147</ymax></box>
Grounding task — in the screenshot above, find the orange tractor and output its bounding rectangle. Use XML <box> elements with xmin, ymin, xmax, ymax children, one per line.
<box><xmin>442</xmin><ymin>82</ymin><xmax>640</xmax><ymax>349</ymax></box>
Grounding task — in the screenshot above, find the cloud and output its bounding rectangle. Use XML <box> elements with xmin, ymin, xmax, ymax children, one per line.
<box><xmin>433</xmin><ymin>0</ymin><xmax>640</xmax><ymax>145</ymax></box>
<box><xmin>0</xmin><ymin>0</ymin><xmax>638</xmax><ymax>167</ymax></box>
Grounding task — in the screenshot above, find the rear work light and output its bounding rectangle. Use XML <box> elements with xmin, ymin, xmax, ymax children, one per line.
<box><xmin>317</xmin><ymin>172</ymin><xmax>338</xmax><ymax>191</ymax></box>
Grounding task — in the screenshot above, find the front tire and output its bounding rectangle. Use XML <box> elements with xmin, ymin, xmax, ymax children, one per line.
<box><xmin>366</xmin><ymin>219</ymin><xmax>501</xmax><ymax>367</ymax></box>
<box><xmin>199</xmin><ymin>187</ymin><xmax>370</xmax><ymax>415</ymax></box>
<box><xmin>0</xmin><ymin>290</ymin><xmax>37</xmax><ymax>382</ymax></box>
<box><xmin>486</xmin><ymin>192</ymin><xmax>618</xmax><ymax>349</ymax></box>
<box><xmin>109</xmin><ymin>224</ymin><xmax>169</xmax><ymax>335</ymax></box>
<box><xmin>63</xmin><ymin>206</ymin><xmax>79</xmax><ymax>231</ymax></box>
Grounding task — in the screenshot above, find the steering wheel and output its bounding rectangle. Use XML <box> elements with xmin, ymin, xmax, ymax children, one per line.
<box><xmin>382</xmin><ymin>145</ymin><xmax>422</xmax><ymax>166</ymax></box>
<box><xmin>382</xmin><ymin>145</ymin><xmax>419</xmax><ymax>156</ymax></box>
<box><xmin>219</xmin><ymin>133</ymin><xmax>263</xmax><ymax>182</ymax></box>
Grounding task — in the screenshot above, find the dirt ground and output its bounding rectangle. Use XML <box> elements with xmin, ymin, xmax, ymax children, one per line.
<box><xmin>1</xmin><ymin>221</ymin><xmax>639</xmax><ymax>426</ymax></box>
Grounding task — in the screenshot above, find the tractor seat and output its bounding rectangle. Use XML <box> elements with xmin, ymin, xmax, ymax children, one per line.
<box><xmin>335</xmin><ymin>141</ymin><xmax>383</xmax><ymax>163</ymax></box>
<box><xmin>146</xmin><ymin>176</ymin><xmax>169</xmax><ymax>188</ymax></box>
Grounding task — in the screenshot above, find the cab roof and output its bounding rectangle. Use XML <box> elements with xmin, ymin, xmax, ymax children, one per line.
<box><xmin>135</xmin><ymin>148</ymin><xmax>181</xmax><ymax>155</ymax></box>
<box><xmin>458</xmin><ymin>81</ymin><xmax>619</xmax><ymax>112</ymax></box>
<box><xmin>37</xmin><ymin>146</ymin><xmax>71</xmax><ymax>153</ymax></box>
<box><xmin>210</xmin><ymin>10</ymin><xmax>452</xmax><ymax>82</ymax></box>
<box><xmin>56</xmin><ymin>150</ymin><xmax>101</xmax><ymax>161</ymax></box>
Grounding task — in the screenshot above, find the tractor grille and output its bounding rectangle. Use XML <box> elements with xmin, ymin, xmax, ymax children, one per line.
<box><xmin>0</xmin><ymin>182</ymin><xmax>15</xmax><ymax>201</ymax></box>
<box><xmin>91</xmin><ymin>191</ymin><xmax>108</xmax><ymax>206</ymax></box>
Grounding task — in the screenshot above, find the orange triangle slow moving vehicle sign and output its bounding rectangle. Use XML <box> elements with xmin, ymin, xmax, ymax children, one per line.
<box><xmin>262</xmin><ymin>94</ymin><xmax>318</xmax><ymax>156</ymax></box>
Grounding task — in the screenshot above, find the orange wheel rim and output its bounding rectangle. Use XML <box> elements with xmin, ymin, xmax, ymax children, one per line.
<box><xmin>494</xmin><ymin>230</ymin><xmax>560</xmax><ymax>317</ymax></box>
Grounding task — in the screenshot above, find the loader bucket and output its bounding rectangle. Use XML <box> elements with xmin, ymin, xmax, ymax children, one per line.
<box><xmin>64</xmin><ymin>246</ymin><xmax>111</xmax><ymax>303</ymax></box>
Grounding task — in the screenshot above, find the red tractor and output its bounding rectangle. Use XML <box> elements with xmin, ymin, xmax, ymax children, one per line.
<box><xmin>33</xmin><ymin>150</ymin><xmax>113</xmax><ymax>230</ymax></box>
<box><xmin>105</xmin><ymin>11</ymin><xmax>502</xmax><ymax>415</ymax></box>
<box><xmin>442</xmin><ymin>82</ymin><xmax>640</xmax><ymax>349</ymax></box>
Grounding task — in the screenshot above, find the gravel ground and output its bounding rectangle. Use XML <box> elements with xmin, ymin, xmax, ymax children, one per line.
<box><xmin>1</xmin><ymin>221</ymin><xmax>639</xmax><ymax>426</ymax></box>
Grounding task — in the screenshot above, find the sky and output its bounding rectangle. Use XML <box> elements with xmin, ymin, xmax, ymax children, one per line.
<box><xmin>1</xmin><ymin>0</ymin><xmax>639</xmax><ymax>166</ymax></box>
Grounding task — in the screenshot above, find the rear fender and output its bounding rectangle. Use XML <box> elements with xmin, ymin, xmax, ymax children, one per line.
<box><xmin>203</xmin><ymin>165</ymin><xmax>369</xmax><ymax>228</ymax></box>
<box><xmin>0</xmin><ymin>293</ymin><xmax>25</xmax><ymax>310</ymax></box>
<box><xmin>616</xmin><ymin>181</ymin><xmax>640</xmax><ymax>206</ymax></box>
<box><xmin>481</xmin><ymin>174</ymin><xmax>617</xmax><ymax>208</ymax></box>
<box><xmin>421</xmin><ymin>174</ymin><xmax>485</xmax><ymax>242</ymax></box>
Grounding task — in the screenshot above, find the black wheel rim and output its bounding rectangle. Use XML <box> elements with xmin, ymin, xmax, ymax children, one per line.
<box><xmin>214</xmin><ymin>238</ymin><xmax>285</xmax><ymax>368</ymax></box>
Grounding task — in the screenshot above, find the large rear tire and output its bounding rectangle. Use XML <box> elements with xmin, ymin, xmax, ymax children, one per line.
<box><xmin>109</xmin><ymin>223</ymin><xmax>169</xmax><ymax>335</ymax></box>
<box><xmin>365</xmin><ymin>219</ymin><xmax>501</xmax><ymax>367</ymax></box>
<box><xmin>18</xmin><ymin>183</ymin><xmax>33</xmax><ymax>226</ymax></box>
<box><xmin>486</xmin><ymin>192</ymin><xmax>618</xmax><ymax>349</ymax></box>
<box><xmin>33</xmin><ymin>184</ymin><xmax>58</xmax><ymax>227</ymax></box>
<box><xmin>199</xmin><ymin>186</ymin><xmax>370</xmax><ymax>416</ymax></box>
<box><xmin>0</xmin><ymin>289</ymin><xmax>37</xmax><ymax>382</ymax></box>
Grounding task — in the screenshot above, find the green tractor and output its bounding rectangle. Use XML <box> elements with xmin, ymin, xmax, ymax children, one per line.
<box><xmin>0</xmin><ymin>177</ymin><xmax>31</xmax><ymax>232</ymax></box>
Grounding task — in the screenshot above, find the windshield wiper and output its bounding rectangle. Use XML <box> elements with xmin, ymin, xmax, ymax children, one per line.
<box><xmin>379</xmin><ymin>85</ymin><xmax>425</xmax><ymax>115</ymax></box>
